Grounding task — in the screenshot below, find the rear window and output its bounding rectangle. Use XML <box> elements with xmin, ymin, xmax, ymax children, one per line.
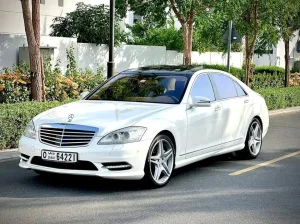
<box><xmin>210</xmin><ymin>74</ymin><xmax>237</xmax><ymax>100</ymax></box>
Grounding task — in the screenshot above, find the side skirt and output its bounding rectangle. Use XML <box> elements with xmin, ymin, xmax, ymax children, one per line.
<box><xmin>175</xmin><ymin>143</ymin><xmax>244</xmax><ymax>169</ymax></box>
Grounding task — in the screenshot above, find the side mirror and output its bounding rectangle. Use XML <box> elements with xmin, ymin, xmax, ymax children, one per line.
<box><xmin>192</xmin><ymin>96</ymin><xmax>211</xmax><ymax>107</ymax></box>
<box><xmin>80</xmin><ymin>91</ymin><xmax>89</xmax><ymax>100</ymax></box>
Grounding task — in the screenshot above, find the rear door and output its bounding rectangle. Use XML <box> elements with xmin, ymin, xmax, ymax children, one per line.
<box><xmin>233</xmin><ymin>80</ymin><xmax>251</xmax><ymax>139</ymax></box>
<box><xmin>209</xmin><ymin>74</ymin><xmax>245</xmax><ymax>146</ymax></box>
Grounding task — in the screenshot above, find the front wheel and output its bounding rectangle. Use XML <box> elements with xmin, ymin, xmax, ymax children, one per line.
<box><xmin>237</xmin><ymin>118</ymin><xmax>263</xmax><ymax>159</ymax></box>
<box><xmin>144</xmin><ymin>135</ymin><xmax>175</xmax><ymax>188</ymax></box>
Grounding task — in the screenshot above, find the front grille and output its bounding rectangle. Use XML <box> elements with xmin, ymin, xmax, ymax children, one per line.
<box><xmin>39</xmin><ymin>124</ymin><xmax>98</xmax><ymax>147</ymax></box>
<box><xmin>31</xmin><ymin>157</ymin><xmax>98</xmax><ymax>171</ymax></box>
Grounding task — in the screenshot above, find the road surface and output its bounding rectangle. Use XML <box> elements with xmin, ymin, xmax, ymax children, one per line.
<box><xmin>0</xmin><ymin>112</ymin><xmax>299</xmax><ymax>224</ymax></box>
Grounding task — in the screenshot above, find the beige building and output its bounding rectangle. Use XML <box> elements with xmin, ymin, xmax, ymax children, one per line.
<box><xmin>254</xmin><ymin>31</ymin><xmax>300</xmax><ymax>69</ymax></box>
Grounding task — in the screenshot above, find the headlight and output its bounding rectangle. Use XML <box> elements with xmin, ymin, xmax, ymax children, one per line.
<box><xmin>24</xmin><ymin>120</ymin><xmax>36</xmax><ymax>139</ymax></box>
<box><xmin>98</xmin><ymin>127</ymin><xmax>147</xmax><ymax>145</ymax></box>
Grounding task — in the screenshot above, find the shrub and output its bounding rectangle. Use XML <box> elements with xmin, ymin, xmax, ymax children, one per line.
<box><xmin>290</xmin><ymin>73</ymin><xmax>300</xmax><ymax>86</ymax></box>
<box><xmin>0</xmin><ymin>100</ymin><xmax>73</xmax><ymax>149</ymax></box>
<box><xmin>242</xmin><ymin>61</ymin><xmax>256</xmax><ymax>72</ymax></box>
<box><xmin>0</xmin><ymin>62</ymin><xmax>30</xmax><ymax>103</ymax></box>
<box><xmin>291</xmin><ymin>60</ymin><xmax>300</xmax><ymax>73</ymax></box>
<box><xmin>0</xmin><ymin>61</ymin><xmax>105</xmax><ymax>103</ymax></box>
<box><xmin>251</xmin><ymin>73</ymin><xmax>285</xmax><ymax>90</ymax></box>
<box><xmin>257</xmin><ymin>86</ymin><xmax>300</xmax><ymax>110</ymax></box>
<box><xmin>254</xmin><ymin>66</ymin><xmax>285</xmax><ymax>75</ymax></box>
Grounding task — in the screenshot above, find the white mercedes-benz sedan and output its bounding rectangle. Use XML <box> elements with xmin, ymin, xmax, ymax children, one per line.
<box><xmin>19</xmin><ymin>66</ymin><xmax>269</xmax><ymax>187</ymax></box>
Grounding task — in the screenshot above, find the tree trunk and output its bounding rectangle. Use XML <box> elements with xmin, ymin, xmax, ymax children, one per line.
<box><xmin>284</xmin><ymin>40</ymin><xmax>290</xmax><ymax>87</ymax></box>
<box><xmin>32</xmin><ymin>0</ymin><xmax>40</xmax><ymax>46</ymax></box>
<box><xmin>244</xmin><ymin>35</ymin><xmax>250</xmax><ymax>86</ymax></box>
<box><xmin>21</xmin><ymin>0</ymin><xmax>43</xmax><ymax>101</ymax></box>
<box><xmin>40</xmin><ymin>56</ymin><xmax>46</xmax><ymax>101</ymax></box>
<box><xmin>182</xmin><ymin>24</ymin><xmax>192</xmax><ymax>65</ymax></box>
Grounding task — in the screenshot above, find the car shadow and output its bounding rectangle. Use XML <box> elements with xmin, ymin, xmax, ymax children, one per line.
<box><xmin>15</xmin><ymin>153</ymin><xmax>236</xmax><ymax>195</ymax></box>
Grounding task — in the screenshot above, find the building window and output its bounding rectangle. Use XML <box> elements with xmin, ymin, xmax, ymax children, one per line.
<box><xmin>58</xmin><ymin>0</ymin><xmax>64</xmax><ymax>7</ymax></box>
<box><xmin>296</xmin><ymin>41</ymin><xmax>300</xmax><ymax>53</ymax></box>
<box><xmin>40</xmin><ymin>0</ymin><xmax>45</xmax><ymax>4</ymax></box>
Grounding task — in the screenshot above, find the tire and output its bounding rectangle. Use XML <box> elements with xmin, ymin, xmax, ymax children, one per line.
<box><xmin>144</xmin><ymin>135</ymin><xmax>175</xmax><ymax>188</ymax></box>
<box><xmin>237</xmin><ymin>118</ymin><xmax>263</xmax><ymax>159</ymax></box>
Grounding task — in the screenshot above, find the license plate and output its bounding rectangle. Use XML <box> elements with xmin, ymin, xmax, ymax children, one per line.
<box><xmin>41</xmin><ymin>150</ymin><xmax>78</xmax><ymax>163</ymax></box>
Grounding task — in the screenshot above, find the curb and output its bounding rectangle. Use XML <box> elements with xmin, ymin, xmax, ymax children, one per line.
<box><xmin>269</xmin><ymin>106</ymin><xmax>300</xmax><ymax>116</ymax></box>
<box><xmin>0</xmin><ymin>149</ymin><xmax>19</xmax><ymax>162</ymax></box>
<box><xmin>0</xmin><ymin>148</ymin><xmax>18</xmax><ymax>152</ymax></box>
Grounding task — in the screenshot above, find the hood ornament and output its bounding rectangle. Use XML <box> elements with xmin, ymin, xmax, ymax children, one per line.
<box><xmin>68</xmin><ymin>114</ymin><xmax>74</xmax><ymax>122</ymax></box>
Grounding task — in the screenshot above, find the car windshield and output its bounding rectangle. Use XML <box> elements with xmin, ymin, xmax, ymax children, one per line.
<box><xmin>87</xmin><ymin>73</ymin><xmax>189</xmax><ymax>104</ymax></box>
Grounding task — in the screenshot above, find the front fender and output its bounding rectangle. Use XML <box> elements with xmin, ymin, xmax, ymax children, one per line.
<box><xmin>137</xmin><ymin>119</ymin><xmax>186</xmax><ymax>157</ymax></box>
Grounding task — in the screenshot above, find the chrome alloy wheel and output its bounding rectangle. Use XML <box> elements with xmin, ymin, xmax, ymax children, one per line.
<box><xmin>149</xmin><ymin>139</ymin><xmax>174</xmax><ymax>185</ymax></box>
<box><xmin>248</xmin><ymin>121</ymin><xmax>262</xmax><ymax>156</ymax></box>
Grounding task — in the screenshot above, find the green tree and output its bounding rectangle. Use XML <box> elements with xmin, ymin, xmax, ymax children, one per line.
<box><xmin>127</xmin><ymin>20</ymin><xmax>184</xmax><ymax>51</ymax></box>
<box><xmin>193</xmin><ymin>10</ymin><xmax>242</xmax><ymax>53</ymax></box>
<box><xmin>116</xmin><ymin>0</ymin><xmax>217</xmax><ymax>65</ymax></box>
<box><xmin>50</xmin><ymin>2</ymin><xmax>127</xmax><ymax>45</ymax></box>
<box><xmin>223</xmin><ymin>0</ymin><xmax>278</xmax><ymax>85</ymax></box>
<box><xmin>275</xmin><ymin>0</ymin><xmax>300</xmax><ymax>87</ymax></box>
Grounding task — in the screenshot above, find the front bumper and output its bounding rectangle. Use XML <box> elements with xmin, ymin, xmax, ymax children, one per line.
<box><xmin>18</xmin><ymin>136</ymin><xmax>152</xmax><ymax>180</ymax></box>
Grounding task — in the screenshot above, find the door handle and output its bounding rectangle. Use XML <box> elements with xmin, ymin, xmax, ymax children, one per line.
<box><xmin>244</xmin><ymin>99</ymin><xmax>249</xmax><ymax>104</ymax></box>
<box><xmin>215</xmin><ymin>105</ymin><xmax>221</xmax><ymax>111</ymax></box>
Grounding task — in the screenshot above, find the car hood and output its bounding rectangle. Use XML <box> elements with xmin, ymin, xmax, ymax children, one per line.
<box><xmin>34</xmin><ymin>100</ymin><xmax>173</xmax><ymax>136</ymax></box>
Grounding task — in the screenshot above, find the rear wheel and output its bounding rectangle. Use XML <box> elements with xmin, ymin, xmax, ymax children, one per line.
<box><xmin>144</xmin><ymin>135</ymin><xmax>175</xmax><ymax>188</ymax></box>
<box><xmin>237</xmin><ymin>118</ymin><xmax>262</xmax><ymax>159</ymax></box>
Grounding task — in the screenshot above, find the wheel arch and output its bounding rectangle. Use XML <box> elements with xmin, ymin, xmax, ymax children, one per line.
<box><xmin>157</xmin><ymin>130</ymin><xmax>177</xmax><ymax>154</ymax></box>
<box><xmin>253</xmin><ymin>115</ymin><xmax>263</xmax><ymax>132</ymax></box>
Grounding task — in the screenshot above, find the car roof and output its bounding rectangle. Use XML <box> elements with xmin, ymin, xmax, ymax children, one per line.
<box><xmin>122</xmin><ymin>65</ymin><xmax>204</xmax><ymax>76</ymax></box>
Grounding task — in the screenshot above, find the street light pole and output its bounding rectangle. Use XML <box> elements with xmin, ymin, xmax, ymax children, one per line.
<box><xmin>227</xmin><ymin>20</ymin><xmax>232</xmax><ymax>73</ymax></box>
<box><xmin>107</xmin><ymin>0</ymin><xmax>115</xmax><ymax>79</ymax></box>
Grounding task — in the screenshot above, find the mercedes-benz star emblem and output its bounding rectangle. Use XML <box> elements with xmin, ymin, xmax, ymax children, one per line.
<box><xmin>68</xmin><ymin>114</ymin><xmax>74</xmax><ymax>122</ymax></box>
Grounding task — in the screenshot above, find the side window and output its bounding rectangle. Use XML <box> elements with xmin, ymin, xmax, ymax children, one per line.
<box><xmin>234</xmin><ymin>81</ymin><xmax>247</xmax><ymax>97</ymax></box>
<box><xmin>211</xmin><ymin>74</ymin><xmax>237</xmax><ymax>100</ymax></box>
<box><xmin>190</xmin><ymin>74</ymin><xmax>215</xmax><ymax>101</ymax></box>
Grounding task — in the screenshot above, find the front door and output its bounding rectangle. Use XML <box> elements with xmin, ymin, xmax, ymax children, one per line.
<box><xmin>186</xmin><ymin>74</ymin><xmax>223</xmax><ymax>156</ymax></box>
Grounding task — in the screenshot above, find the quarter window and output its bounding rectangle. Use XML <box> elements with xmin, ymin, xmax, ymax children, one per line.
<box><xmin>211</xmin><ymin>74</ymin><xmax>237</xmax><ymax>100</ymax></box>
<box><xmin>234</xmin><ymin>81</ymin><xmax>247</xmax><ymax>97</ymax></box>
<box><xmin>190</xmin><ymin>74</ymin><xmax>215</xmax><ymax>102</ymax></box>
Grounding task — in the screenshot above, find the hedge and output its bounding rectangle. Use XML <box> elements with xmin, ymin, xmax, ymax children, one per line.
<box><xmin>0</xmin><ymin>101</ymin><xmax>72</xmax><ymax>149</ymax></box>
<box><xmin>1</xmin><ymin>86</ymin><xmax>300</xmax><ymax>149</ymax></box>
<box><xmin>254</xmin><ymin>66</ymin><xmax>285</xmax><ymax>75</ymax></box>
<box><xmin>257</xmin><ymin>86</ymin><xmax>300</xmax><ymax>110</ymax></box>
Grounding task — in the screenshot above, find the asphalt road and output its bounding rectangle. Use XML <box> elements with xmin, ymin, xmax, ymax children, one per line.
<box><xmin>0</xmin><ymin>112</ymin><xmax>300</xmax><ymax>224</ymax></box>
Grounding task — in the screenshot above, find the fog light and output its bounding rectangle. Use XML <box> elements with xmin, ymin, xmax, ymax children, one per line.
<box><xmin>102</xmin><ymin>162</ymin><xmax>132</xmax><ymax>171</ymax></box>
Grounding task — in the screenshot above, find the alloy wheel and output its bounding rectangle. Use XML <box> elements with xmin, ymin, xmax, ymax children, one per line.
<box><xmin>149</xmin><ymin>139</ymin><xmax>174</xmax><ymax>185</ymax></box>
<box><xmin>248</xmin><ymin>121</ymin><xmax>262</xmax><ymax>156</ymax></box>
